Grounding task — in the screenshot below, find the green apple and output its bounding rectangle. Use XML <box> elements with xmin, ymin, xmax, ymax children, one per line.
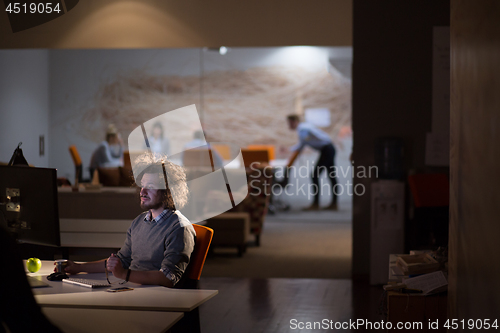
<box><xmin>26</xmin><ymin>257</ymin><xmax>42</xmax><ymax>273</ymax></box>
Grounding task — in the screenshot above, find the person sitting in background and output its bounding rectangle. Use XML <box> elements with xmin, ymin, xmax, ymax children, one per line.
<box><xmin>61</xmin><ymin>153</ymin><xmax>196</xmax><ymax>288</ymax></box>
<box><xmin>147</xmin><ymin>122</ymin><xmax>171</xmax><ymax>155</ymax></box>
<box><xmin>89</xmin><ymin>124</ymin><xmax>124</xmax><ymax>175</ymax></box>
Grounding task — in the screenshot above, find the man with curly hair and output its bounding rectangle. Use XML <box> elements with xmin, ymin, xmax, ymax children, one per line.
<box><xmin>61</xmin><ymin>153</ymin><xmax>195</xmax><ymax>288</ymax></box>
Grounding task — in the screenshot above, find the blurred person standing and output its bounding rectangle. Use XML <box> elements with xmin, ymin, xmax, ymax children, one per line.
<box><xmin>287</xmin><ymin>114</ymin><xmax>338</xmax><ymax>211</ymax></box>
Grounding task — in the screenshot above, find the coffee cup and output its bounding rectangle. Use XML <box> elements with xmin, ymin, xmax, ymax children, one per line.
<box><xmin>55</xmin><ymin>259</ymin><xmax>69</xmax><ymax>273</ymax></box>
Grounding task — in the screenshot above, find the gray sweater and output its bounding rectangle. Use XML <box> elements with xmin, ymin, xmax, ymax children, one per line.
<box><xmin>116</xmin><ymin>209</ymin><xmax>196</xmax><ymax>286</ymax></box>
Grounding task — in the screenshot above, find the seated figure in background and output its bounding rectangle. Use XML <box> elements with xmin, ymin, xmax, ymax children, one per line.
<box><xmin>89</xmin><ymin>124</ymin><xmax>124</xmax><ymax>175</ymax></box>
<box><xmin>62</xmin><ymin>153</ymin><xmax>196</xmax><ymax>288</ymax></box>
<box><xmin>148</xmin><ymin>122</ymin><xmax>171</xmax><ymax>155</ymax></box>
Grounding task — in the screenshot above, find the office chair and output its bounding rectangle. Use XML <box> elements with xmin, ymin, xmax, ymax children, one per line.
<box><xmin>183</xmin><ymin>224</ymin><xmax>214</xmax><ymax>288</ymax></box>
<box><xmin>210</xmin><ymin>144</ymin><xmax>231</xmax><ymax>160</ymax></box>
<box><xmin>247</xmin><ymin>144</ymin><xmax>275</xmax><ymax>161</ymax></box>
<box><xmin>241</xmin><ymin>148</ymin><xmax>270</xmax><ymax>168</ymax></box>
<box><xmin>407</xmin><ymin>173</ymin><xmax>449</xmax><ymax>249</ymax></box>
<box><xmin>171</xmin><ymin>224</ymin><xmax>213</xmax><ymax>333</ymax></box>
<box><xmin>69</xmin><ymin>145</ymin><xmax>90</xmax><ymax>184</ymax></box>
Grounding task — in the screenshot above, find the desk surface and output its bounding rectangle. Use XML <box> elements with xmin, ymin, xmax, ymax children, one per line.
<box><xmin>28</xmin><ymin>261</ymin><xmax>218</xmax><ymax>312</ymax></box>
<box><xmin>42</xmin><ymin>307</ymin><xmax>183</xmax><ymax>333</ymax></box>
<box><xmin>36</xmin><ymin>286</ymin><xmax>218</xmax><ymax>312</ymax></box>
<box><xmin>27</xmin><ymin>260</ymin><xmax>136</xmax><ymax>295</ymax></box>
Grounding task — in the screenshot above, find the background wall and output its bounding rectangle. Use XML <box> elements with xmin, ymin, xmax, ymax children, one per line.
<box><xmin>352</xmin><ymin>1</ymin><xmax>450</xmax><ymax>279</ymax></box>
<box><xmin>0</xmin><ymin>48</ymin><xmax>352</xmax><ymax>184</ymax></box>
<box><xmin>0</xmin><ymin>0</ymin><xmax>352</xmax><ymax>48</ymax></box>
<box><xmin>449</xmin><ymin>0</ymin><xmax>500</xmax><ymax>321</ymax></box>
<box><xmin>0</xmin><ymin>50</ymin><xmax>50</xmax><ymax>166</ymax></box>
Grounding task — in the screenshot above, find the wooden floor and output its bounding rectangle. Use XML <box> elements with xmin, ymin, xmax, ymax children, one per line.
<box><xmin>198</xmin><ymin>277</ymin><xmax>384</xmax><ymax>333</ymax></box>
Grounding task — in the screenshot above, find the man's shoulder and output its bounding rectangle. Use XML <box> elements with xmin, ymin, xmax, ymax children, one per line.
<box><xmin>172</xmin><ymin>210</ymin><xmax>194</xmax><ymax>230</ymax></box>
<box><xmin>170</xmin><ymin>211</ymin><xmax>196</xmax><ymax>238</ymax></box>
<box><xmin>297</xmin><ymin>122</ymin><xmax>313</xmax><ymax>131</ymax></box>
<box><xmin>95</xmin><ymin>141</ymin><xmax>109</xmax><ymax>150</ymax></box>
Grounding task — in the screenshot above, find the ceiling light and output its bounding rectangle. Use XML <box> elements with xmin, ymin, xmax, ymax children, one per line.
<box><xmin>219</xmin><ymin>46</ymin><xmax>228</xmax><ymax>55</ymax></box>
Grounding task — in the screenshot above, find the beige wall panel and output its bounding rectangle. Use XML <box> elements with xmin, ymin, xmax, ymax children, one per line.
<box><xmin>0</xmin><ymin>0</ymin><xmax>352</xmax><ymax>48</ymax></box>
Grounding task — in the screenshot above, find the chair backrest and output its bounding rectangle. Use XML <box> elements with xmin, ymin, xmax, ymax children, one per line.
<box><xmin>247</xmin><ymin>144</ymin><xmax>275</xmax><ymax>160</ymax></box>
<box><xmin>68</xmin><ymin>145</ymin><xmax>82</xmax><ymax>167</ymax></box>
<box><xmin>185</xmin><ymin>224</ymin><xmax>213</xmax><ymax>281</ymax></box>
<box><xmin>183</xmin><ymin>149</ymin><xmax>214</xmax><ymax>168</ymax></box>
<box><xmin>408</xmin><ymin>173</ymin><xmax>449</xmax><ymax>207</ymax></box>
<box><xmin>241</xmin><ymin>149</ymin><xmax>270</xmax><ymax>168</ymax></box>
<box><xmin>69</xmin><ymin>145</ymin><xmax>84</xmax><ymax>183</ymax></box>
<box><xmin>123</xmin><ymin>151</ymin><xmax>132</xmax><ymax>169</ymax></box>
<box><xmin>211</xmin><ymin>144</ymin><xmax>231</xmax><ymax>160</ymax></box>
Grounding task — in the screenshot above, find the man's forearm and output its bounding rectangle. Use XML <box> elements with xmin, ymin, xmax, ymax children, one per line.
<box><xmin>120</xmin><ymin>270</ymin><xmax>173</xmax><ymax>288</ymax></box>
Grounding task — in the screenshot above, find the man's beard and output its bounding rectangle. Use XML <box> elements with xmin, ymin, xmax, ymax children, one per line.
<box><xmin>140</xmin><ymin>198</ymin><xmax>164</xmax><ymax>211</ymax></box>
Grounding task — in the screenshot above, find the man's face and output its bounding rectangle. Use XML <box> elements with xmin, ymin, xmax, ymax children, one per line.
<box><xmin>139</xmin><ymin>173</ymin><xmax>164</xmax><ymax>211</ymax></box>
<box><xmin>288</xmin><ymin>119</ymin><xmax>299</xmax><ymax>130</ymax></box>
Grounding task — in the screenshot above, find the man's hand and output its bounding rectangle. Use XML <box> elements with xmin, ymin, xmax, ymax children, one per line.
<box><xmin>278</xmin><ymin>145</ymin><xmax>289</xmax><ymax>155</ymax></box>
<box><xmin>53</xmin><ymin>260</ymin><xmax>80</xmax><ymax>275</ymax></box>
<box><xmin>107</xmin><ymin>253</ymin><xmax>126</xmax><ymax>280</ymax></box>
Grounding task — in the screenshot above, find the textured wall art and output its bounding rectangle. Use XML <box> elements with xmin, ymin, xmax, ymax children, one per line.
<box><xmin>49</xmin><ymin>48</ymin><xmax>351</xmax><ymax>181</ymax></box>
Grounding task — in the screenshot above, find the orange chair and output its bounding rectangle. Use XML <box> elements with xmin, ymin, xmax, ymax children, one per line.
<box><xmin>211</xmin><ymin>144</ymin><xmax>231</xmax><ymax>160</ymax></box>
<box><xmin>172</xmin><ymin>224</ymin><xmax>213</xmax><ymax>332</ymax></box>
<box><xmin>241</xmin><ymin>148</ymin><xmax>270</xmax><ymax>168</ymax></box>
<box><xmin>247</xmin><ymin>144</ymin><xmax>275</xmax><ymax>160</ymax></box>
<box><xmin>68</xmin><ymin>145</ymin><xmax>88</xmax><ymax>184</ymax></box>
<box><xmin>183</xmin><ymin>224</ymin><xmax>214</xmax><ymax>287</ymax></box>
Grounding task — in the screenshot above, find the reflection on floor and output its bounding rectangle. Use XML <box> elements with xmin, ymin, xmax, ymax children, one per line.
<box><xmin>202</xmin><ymin>207</ymin><xmax>352</xmax><ymax>279</ymax></box>
<box><xmin>199</xmin><ymin>277</ymin><xmax>384</xmax><ymax>333</ymax></box>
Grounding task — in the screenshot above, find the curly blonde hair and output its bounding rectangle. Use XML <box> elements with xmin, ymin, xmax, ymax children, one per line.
<box><xmin>132</xmin><ymin>153</ymin><xmax>189</xmax><ymax>210</ymax></box>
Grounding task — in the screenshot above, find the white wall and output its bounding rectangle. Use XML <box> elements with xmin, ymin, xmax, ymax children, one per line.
<box><xmin>48</xmin><ymin>47</ymin><xmax>352</xmax><ymax>182</ymax></box>
<box><xmin>0</xmin><ymin>47</ymin><xmax>352</xmax><ymax>186</ymax></box>
<box><xmin>0</xmin><ymin>50</ymin><xmax>50</xmax><ymax>167</ymax></box>
<box><xmin>48</xmin><ymin>48</ymin><xmax>202</xmax><ymax>181</ymax></box>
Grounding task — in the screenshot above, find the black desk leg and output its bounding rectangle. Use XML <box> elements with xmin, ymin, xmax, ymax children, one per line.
<box><xmin>170</xmin><ymin>308</ymin><xmax>201</xmax><ymax>333</ymax></box>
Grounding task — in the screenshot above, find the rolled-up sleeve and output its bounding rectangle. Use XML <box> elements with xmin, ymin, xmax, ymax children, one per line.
<box><xmin>160</xmin><ymin>226</ymin><xmax>196</xmax><ymax>286</ymax></box>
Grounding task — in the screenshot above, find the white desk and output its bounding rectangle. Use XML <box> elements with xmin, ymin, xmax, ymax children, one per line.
<box><xmin>27</xmin><ymin>261</ymin><xmax>218</xmax><ymax>312</ymax></box>
<box><xmin>36</xmin><ymin>286</ymin><xmax>218</xmax><ymax>312</ymax></box>
<box><xmin>42</xmin><ymin>308</ymin><xmax>183</xmax><ymax>333</ymax></box>
<box><xmin>27</xmin><ymin>260</ymin><xmax>139</xmax><ymax>295</ymax></box>
<box><xmin>29</xmin><ymin>272</ymin><xmax>143</xmax><ymax>295</ymax></box>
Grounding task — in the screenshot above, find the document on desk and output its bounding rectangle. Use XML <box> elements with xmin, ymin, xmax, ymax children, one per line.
<box><xmin>403</xmin><ymin>271</ymin><xmax>447</xmax><ymax>295</ymax></box>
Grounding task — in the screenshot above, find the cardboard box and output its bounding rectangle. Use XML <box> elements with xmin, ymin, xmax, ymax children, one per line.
<box><xmin>387</xmin><ymin>291</ymin><xmax>447</xmax><ymax>332</ymax></box>
<box><xmin>397</xmin><ymin>253</ymin><xmax>440</xmax><ymax>275</ymax></box>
